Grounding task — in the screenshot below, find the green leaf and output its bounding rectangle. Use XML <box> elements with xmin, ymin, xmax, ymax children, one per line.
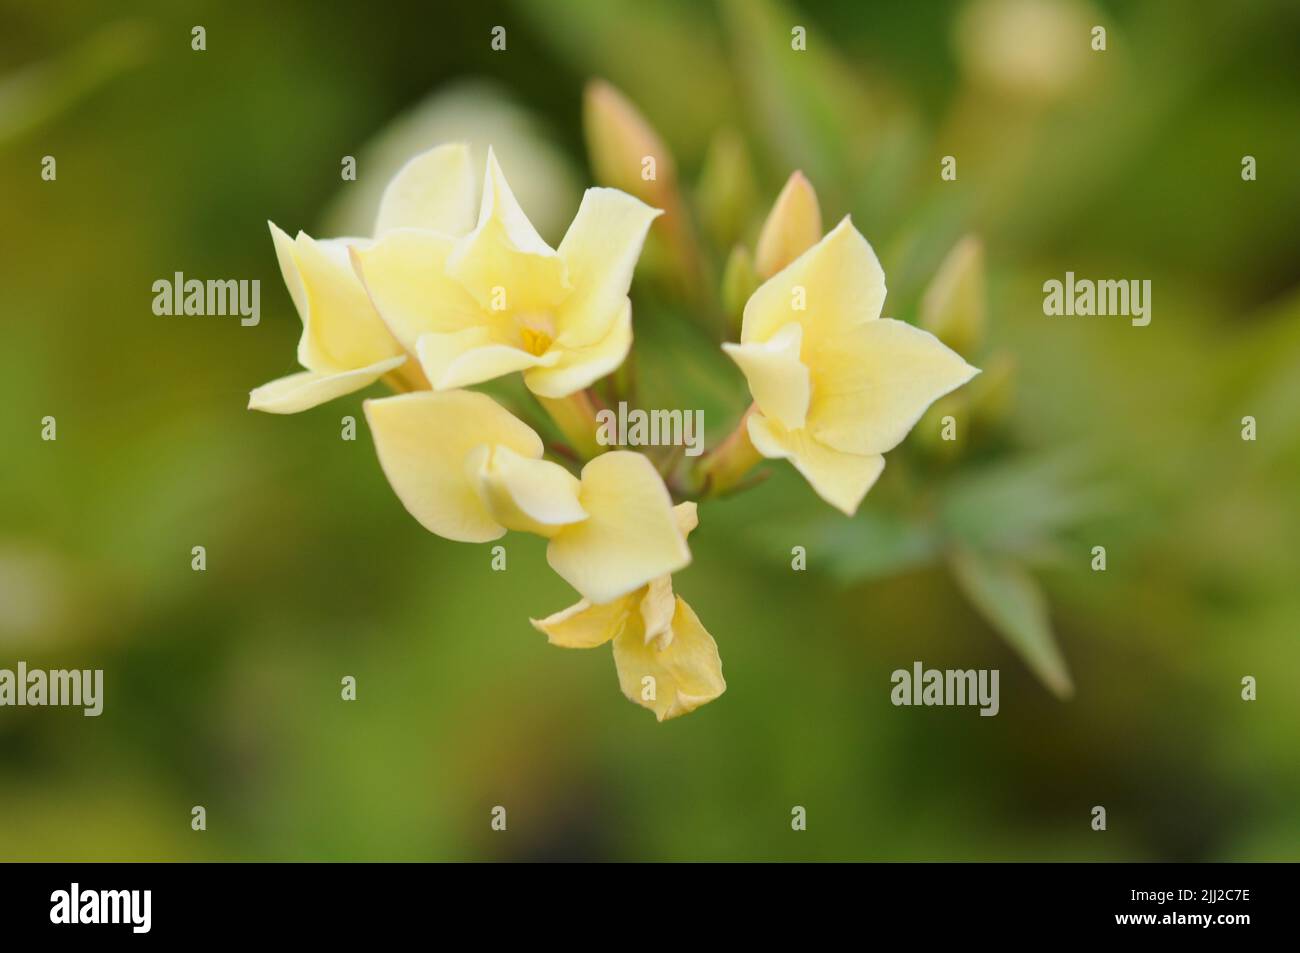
<box><xmin>0</xmin><ymin>20</ymin><xmax>153</xmax><ymax>146</ymax></box>
<box><xmin>737</xmin><ymin>490</ymin><xmax>941</xmax><ymax>584</ymax></box>
<box><xmin>816</xmin><ymin>509</ymin><xmax>940</xmax><ymax>583</ymax></box>
<box><xmin>948</xmin><ymin>546</ymin><xmax>1073</xmax><ymax>699</ymax></box>
<box><xmin>512</xmin><ymin>0</ymin><xmax>733</xmax><ymax>160</ymax></box>
<box><xmin>940</xmin><ymin>452</ymin><xmax>1116</xmax><ymax>563</ymax></box>
<box><xmin>719</xmin><ymin>0</ymin><xmax>876</xmax><ymax>206</ymax></box>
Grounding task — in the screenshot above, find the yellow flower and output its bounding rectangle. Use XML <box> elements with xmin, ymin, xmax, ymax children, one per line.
<box><xmin>351</xmin><ymin>147</ymin><xmax>661</xmax><ymax>399</ymax></box>
<box><xmin>248</xmin><ymin>143</ymin><xmax>481</xmax><ymax>413</ymax></box>
<box><xmin>363</xmin><ymin>389</ymin><xmax>689</xmax><ymax>603</ymax></box>
<box><xmin>531</xmin><ymin>502</ymin><xmax>724</xmax><ymax>721</ymax></box>
<box><xmin>723</xmin><ymin>217</ymin><xmax>979</xmax><ymax>515</ymax></box>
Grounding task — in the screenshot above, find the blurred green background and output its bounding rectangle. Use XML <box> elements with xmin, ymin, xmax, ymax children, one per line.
<box><xmin>2</xmin><ymin>0</ymin><xmax>1298</xmax><ymax>861</ymax></box>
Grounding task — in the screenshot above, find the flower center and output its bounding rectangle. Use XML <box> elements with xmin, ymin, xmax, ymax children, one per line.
<box><xmin>514</xmin><ymin>312</ymin><xmax>556</xmax><ymax>357</ymax></box>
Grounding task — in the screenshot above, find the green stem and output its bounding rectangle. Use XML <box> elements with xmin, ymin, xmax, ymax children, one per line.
<box><xmin>689</xmin><ymin>404</ymin><xmax>763</xmax><ymax>497</ymax></box>
<box><xmin>537</xmin><ymin>389</ymin><xmax>605</xmax><ymax>461</ymax></box>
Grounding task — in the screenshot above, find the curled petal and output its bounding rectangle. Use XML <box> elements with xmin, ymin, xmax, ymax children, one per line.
<box><xmin>741</xmin><ymin>216</ymin><xmax>886</xmax><ymax>348</ymax></box>
<box><xmin>639</xmin><ymin>575</ymin><xmax>676</xmax><ymax>648</ymax></box>
<box><xmin>524</xmin><ymin>299</ymin><xmax>632</xmax><ymax>399</ymax></box>
<box><xmin>446</xmin><ymin>147</ymin><xmax>569</xmax><ymax>314</ymax></box>
<box><xmin>748</xmin><ymin>414</ymin><xmax>885</xmax><ymax>516</ymax></box>
<box><xmin>268</xmin><ymin>224</ymin><xmax>401</xmax><ymax>373</ymax></box>
<box><xmin>722</xmin><ymin>321</ymin><xmax>810</xmax><ymax>431</ymax></box>
<box><xmin>470</xmin><ymin>444</ymin><xmax>587</xmax><ymax>537</ymax></box>
<box><xmin>672</xmin><ymin>501</ymin><xmax>699</xmax><ymax>537</ymax></box>
<box><xmin>809</xmin><ymin>318</ymin><xmax>979</xmax><ymax>456</ymax></box>
<box><xmin>530</xmin><ymin>595</ymin><xmax>636</xmax><ymax>649</ymax></box>
<box><xmin>547</xmin><ymin>451</ymin><xmax>690</xmax><ymax>604</ymax></box>
<box><xmin>417</xmin><ymin>328</ymin><xmax>558</xmax><ymax>391</ymax></box>
<box><xmin>374</xmin><ymin>142</ymin><xmax>478</xmax><ymax>237</ymax></box>
<box><xmin>248</xmin><ymin>356</ymin><xmax>406</xmax><ymax>414</ymax></box>
<box><xmin>555</xmin><ymin>187</ymin><xmax>661</xmax><ymax>348</ymax></box>
<box><xmin>349</xmin><ymin>229</ymin><xmax>483</xmax><ymax>353</ymax></box>
<box><xmin>363</xmin><ymin>390</ymin><xmax>542</xmax><ymax>543</ymax></box>
<box><xmin>613</xmin><ymin>596</ymin><xmax>725</xmax><ymax>721</ymax></box>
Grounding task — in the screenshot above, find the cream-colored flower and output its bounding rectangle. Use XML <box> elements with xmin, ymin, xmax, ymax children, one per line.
<box><xmin>351</xmin><ymin>147</ymin><xmax>660</xmax><ymax>399</ymax></box>
<box><xmin>531</xmin><ymin>502</ymin><xmax>724</xmax><ymax>721</ymax></box>
<box><xmin>723</xmin><ymin>217</ymin><xmax>979</xmax><ymax>514</ymax></box>
<box><xmin>248</xmin><ymin>143</ymin><xmax>480</xmax><ymax>413</ymax></box>
<box><xmin>363</xmin><ymin>389</ymin><xmax>689</xmax><ymax>603</ymax></box>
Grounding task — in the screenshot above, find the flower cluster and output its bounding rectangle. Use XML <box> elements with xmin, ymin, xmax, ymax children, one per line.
<box><xmin>250</xmin><ymin>140</ymin><xmax>976</xmax><ymax>720</ymax></box>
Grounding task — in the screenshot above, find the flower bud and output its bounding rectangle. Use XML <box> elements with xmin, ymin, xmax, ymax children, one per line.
<box><xmin>721</xmin><ymin>245</ymin><xmax>758</xmax><ymax>331</ymax></box>
<box><xmin>920</xmin><ymin>235</ymin><xmax>986</xmax><ymax>358</ymax></box>
<box><xmin>754</xmin><ymin>171</ymin><xmax>822</xmax><ymax>279</ymax></box>
<box><xmin>583</xmin><ymin>79</ymin><xmax>676</xmax><ymax>209</ymax></box>
<box><xmin>696</xmin><ymin>128</ymin><xmax>757</xmax><ymax>250</ymax></box>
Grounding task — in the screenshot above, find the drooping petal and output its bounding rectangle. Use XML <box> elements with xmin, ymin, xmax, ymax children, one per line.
<box><xmin>268</xmin><ymin>225</ymin><xmax>402</xmax><ymax>373</ymax></box>
<box><xmin>613</xmin><ymin>596</ymin><xmax>725</xmax><ymax>721</ymax></box>
<box><xmin>269</xmin><ymin>220</ymin><xmax>309</xmax><ymax>324</ymax></box>
<box><xmin>248</xmin><ymin>356</ymin><xmax>407</xmax><ymax>414</ymax></box>
<box><xmin>363</xmin><ymin>390</ymin><xmax>542</xmax><ymax>543</ymax></box>
<box><xmin>748</xmin><ymin>414</ymin><xmax>885</xmax><ymax>516</ymax></box>
<box><xmin>740</xmin><ymin>216</ymin><xmax>886</xmax><ymax>348</ymax></box>
<box><xmin>469</xmin><ymin>444</ymin><xmax>587</xmax><ymax>537</ymax></box>
<box><xmin>672</xmin><ymin>501</ymin><xmax>699</xmax><ymax>537</ymax></box>
<box><xmin>523</xmin><ymin>300</ymin><xmax>632</xmax><ymax>399</ymax></box>
<box><xmin>416</xmin><ymin>328</ymin><xmax>557</xmax><ymax>391</ymax></box>
<box><xmin>808</xmin><ymin>318</ymin><xmax>979</xmax><ymax>456</ymax></box>
<box><xmin>754</xmin><ymin>170</ymin><xmax>822</xmax><ymax>279</ymax></box>
<box><xmin>374</xmin><ymin>142</ymin><xmax>478</xmax><ymax>237</ymax></box>
<box><xmin>555</xmin><ymin>187</ymin><xmax>661</xmax><ymax>348</ymax></box>
<box><xmin>529</xmin><ymin>594</ymin><xmax>636</xmax><ymax>649</ymax></box>
<box><xmin>721</xmin><ymin>321</ymin><xmax>810</xmax><ymax>431</ymax></box>
<box><xmin>349</xmin><ymin>229</ymin><xmax>484</xmax><ymax>352</ymax></box>
<box><xmin>547</xmin><ymin>451</ymin><xmax>690</xmax><ymax>604</ymax></box>
<box><xmin>639</xmin><ymin>575</ymin><xmax>676</xmax><ymax>648</ymax></box>
<box><xmin>446</xmin><ymin>148</ymin><xmax>569</xmax><ymax>314</ymax></box>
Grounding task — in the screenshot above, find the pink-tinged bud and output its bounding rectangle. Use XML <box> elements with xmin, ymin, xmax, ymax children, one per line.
<box><xmin>754</xmin><ymin>171</ymin><xmax>822</xmax><ymax>279</ymax></box>
<box><xmin>583</xmin><ymin>79</ymin><xmax>676</xmax><ymax>208</ymax></box>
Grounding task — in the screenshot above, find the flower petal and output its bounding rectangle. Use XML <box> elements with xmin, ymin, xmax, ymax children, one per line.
<box><xmin>740</xmin><ymin>216</ymin><xmax>886</xmax><ymax>348</ymax></box>
<box><xmin>470</xmin><ymin>444</ymin><xmax>587</xmax><ymax>537</ymax></box>
<box><xmin>673</xmin><ymin>501</ymin><xmax>699</xmax><ymax>537</ymax></box>
<box><xmin>547</xmin><ymin>451</ymin><xmax>690</xmax><ymax>604</ymax></box>
<box><xmin>374</xmin><ymin>142</ymin><xmax>478</xmax><ymax>237</ymax></box>
<box><xmin>446</xmin><ymin>147</ymin><xmax>569</xmax><ymax>314</ymax></box>
<box><xmin>639</xmin><ymin>575</ymin><xmax>676</xmax><ymax>648</ymax></box>
<box><xmin>613</xmin><ymin>596</ymin><xmax>725</xmax><ymax>721</ymax></box>
<box><xmin>248</xmin><ymin>356</ymin><xmax>406</xmax><ymax>414</ymax></box>
<box><xmin>416</xmin><ymin>329</ymin><xmax>558</xmax><ymax>391</ymax></box>
<box><xmin>530</xmin><ymin>594</ymin><xmax>636</xmax><ymax>649</ymax></box>
<box><xmin>748</xmin><ymin>414</ymin><xmax>885</xmax><ymax>516</ymax></box>
<box><xmin>269</xmin><ymin>224</ymin><xmax>402</xmax><ymax>373</ymax></box>
<box><xmin>363</xmin><ymin>390</ymin><xmax>542</xmax><ymax>542</ymax></box>
<box><xmin>349</xmin><ymin>229</ymin><xmax>484</xmax><ymax>353</ymax></box>
<box><xmin>555</xmin><ymin>187</ymin><xmax>661</xmax><ymax>348</ymax></box>
<box><xmin>809</xmin><ymin>318</ymin><xmax>979</xmax><ymax>456</ymax></box>
<box><xmin>523</xmin><ymin>299</ymin><xmax>632</xmax><ymax>399</ymax></box>
<box><xmin>721</xmin><ymin>321</ymin><xmax>810</xmax><ymax>431</ymax></box>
